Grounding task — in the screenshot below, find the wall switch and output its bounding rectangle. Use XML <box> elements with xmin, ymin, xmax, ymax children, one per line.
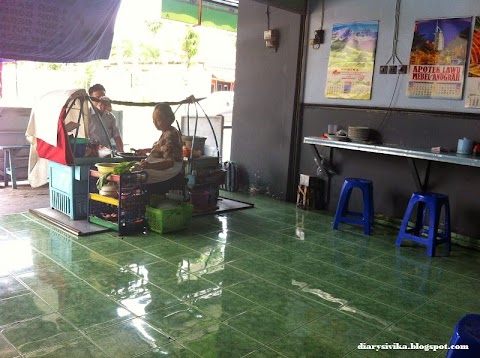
<box><xmin>388</xmin><ymin>65</ymin><xmax>397</xmax><ymax>74</ymax></box>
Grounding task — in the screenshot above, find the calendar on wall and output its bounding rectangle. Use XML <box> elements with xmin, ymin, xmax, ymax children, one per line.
<box><xmin>465</xmin><ymin>17</ymin><xmax>480</xmax><ymax>108</ymax></box>
<box><xmin>406</xmin><ymin>17</ymin><xmax>472</xmax><ymax>99</ymax></box>
<box><xmin>325</xmin><ymin>21</ymin><xmax>378</xmax><ymax>100</ymax></box>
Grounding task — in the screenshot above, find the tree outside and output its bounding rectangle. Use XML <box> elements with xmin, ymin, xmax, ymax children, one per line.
<box><xmin>182</xmin><ymin>28</ymin><xmax>200</xmax><ymax>68</ymax></box>
<box><xmin>0</xmin><ymin>0</ymin><xmax>237</xmax><ymax>155</ymax></box>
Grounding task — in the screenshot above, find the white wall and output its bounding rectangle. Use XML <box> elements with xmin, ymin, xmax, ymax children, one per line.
<box><xmin>304</xmin><ymin>0</ymin><xmax>480</xmax><ymax>113</ymax></box>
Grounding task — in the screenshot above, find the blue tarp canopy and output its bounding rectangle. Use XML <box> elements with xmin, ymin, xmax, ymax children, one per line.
<box><xmin>0</xmin><ymin>0</ymin><xmax>122</xmax><ymax>63</ymax></box>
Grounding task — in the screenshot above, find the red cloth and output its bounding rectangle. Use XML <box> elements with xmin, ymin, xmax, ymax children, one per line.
<box><xmin>36</xmin><ymin>107</ymin><xmax>74</xmax><ymax>165</ymax></box>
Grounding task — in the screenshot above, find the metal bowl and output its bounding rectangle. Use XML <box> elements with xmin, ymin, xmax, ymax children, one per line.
<box><xmin>117</xmin><ymin>152</ymin><xmax>146</xmax><ymax>161</ymax></box>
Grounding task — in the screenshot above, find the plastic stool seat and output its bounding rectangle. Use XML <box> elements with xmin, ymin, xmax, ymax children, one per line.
<box><xmin>446</xmin><ymin>314</ymin><xmax>480</xmax><ymax>357</ymax></box>
<box><xmin>396</xmin><ymin>192</ymin><xmax>451</xmax><ymax>257</ymax></box>
<box><xmin>333</xmin><ymin>178</ymin><xmax>374</xmax><ymax>235</ymax></box>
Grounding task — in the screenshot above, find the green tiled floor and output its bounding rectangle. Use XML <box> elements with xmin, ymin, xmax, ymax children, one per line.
<box><xmin>0</xmin><ymin>191</ymin><xmax>478</xmax><ymax>357</ymax></box>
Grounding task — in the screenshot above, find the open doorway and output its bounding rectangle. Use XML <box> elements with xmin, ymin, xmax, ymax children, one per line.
<box><xmin>109</xmin><ymin>0</ymin><xmax>238</xmax><ymax>161</ymax></box>
<box><xmin>0</xmin><ymin>0</ymin><xmax>238</xmax><ymax>161</ymax></box>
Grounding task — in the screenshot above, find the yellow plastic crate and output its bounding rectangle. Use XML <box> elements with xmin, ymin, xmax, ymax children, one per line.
<box><xmin>146</xmin><ymin>202</ymin><xmax>193</xmax><ymax>234</ymax></box>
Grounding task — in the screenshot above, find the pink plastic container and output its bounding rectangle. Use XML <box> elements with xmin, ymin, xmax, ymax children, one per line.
<box><xmin>190</xmin><ymin>191</ymin><xmax>210</xmax><ymax>209</ymax></box>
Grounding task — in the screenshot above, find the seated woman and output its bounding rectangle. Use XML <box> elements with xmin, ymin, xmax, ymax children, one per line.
<box><xmin>137</xmin><ymin>103</ymin><xmax>185</xmax><ymax>195</ymax></box>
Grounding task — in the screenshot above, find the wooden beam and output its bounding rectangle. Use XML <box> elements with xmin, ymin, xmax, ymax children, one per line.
<box><xmin>198</xmin><ymin>0</ymin><xmax>203</xmax><ymax>26</ymax></box>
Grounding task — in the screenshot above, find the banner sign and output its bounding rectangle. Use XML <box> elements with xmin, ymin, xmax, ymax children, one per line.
<box><xmin>0</xmin><ymin>0</ymin><xmax>121</xmax><ymax>63</ymax></box>
<box><xmin>407</xmin><ymin>17</ymin><xmax>472</xmax><ymax>99</ymax></box>
<box><xmin>162</xmin><ymin>0</ymin><xmax>238</xmax><ymax>32</ymax></box>
<box><xmin>325</xmin><ymin>21</ymin><xmax>379</xmax><ymax>100</ymax></box>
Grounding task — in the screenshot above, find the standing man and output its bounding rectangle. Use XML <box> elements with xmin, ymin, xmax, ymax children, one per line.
<box><xmin>88</xmin><ymin>84</ymin><xmax>124</xmax><ymax>152</ymax></box>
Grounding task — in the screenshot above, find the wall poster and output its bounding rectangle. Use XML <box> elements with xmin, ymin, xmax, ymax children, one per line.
<box><xmin>465</xmin><ymin>17</ymin><xmax>480</xmax><ymax>108</ymax></box>
<box><xmin>407</xmin><ymin>17</ymin><xmax>472</xmax><ymax>99</ymax></box>
<box><xmin>325</xmin><ymin>21</ymin><xmax>379</xmax><ymax>100</ymax></box>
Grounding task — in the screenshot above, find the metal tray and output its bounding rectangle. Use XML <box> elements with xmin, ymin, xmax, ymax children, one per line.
<box><xmin>117</xmin><ymin>152</ymin><xmax>147</xmax><ymax>161</ymax></box>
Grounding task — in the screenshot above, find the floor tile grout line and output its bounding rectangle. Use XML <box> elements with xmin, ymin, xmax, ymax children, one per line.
<box><xmin>225</xmin><ymin>259</ymin><xmax>448</xmax><ymax>330</ymax></box>
<box><xmin>0</xmin><ymin>332</ymin><xmax>23</xmax><ymax>357</ymax></box>
<box><xmin>224</xmin><ymin>311</ymin><xmax>311</xmax><ymax>354</ymax></box>
<box><xmin>130</xmin><ymin>340</ymin><xmax>202</xmax><ymax>358</ymax></box>
<box><xmin>219</xmin><ymin>262</ymin><xmax>388</xmax><ymax>328</ymax></box>
<box><xmin>0</xmin><ymin>274</ymin><xmax>33</xmax><ymax>301</ymax></box>
<box><xmin>376</xmin><ymin>251</ymin><xmax>480</xmax><ymax>280</ymax></box>
<box><xmin>224</xmin><ymin>219</ymin><xmax>408</xmax><ymax>264</ymax></box>
<box><xmin>5</xmin><ymin>222</ymin><xmax>465</xmax><ymax>337</ymax></box>
<box><xmin>401</xmin><ymin>297</ymin><xmax>461</xmax><ymax>330</ymax></box>
<box><xmin>212</xmin><ymin>238</ymin><xmax>440</xmax><ymax>310</ymax></box>
<box><xmin>195</xmin><ymin>227</ymin><xmax>390</xmax><ymax>280</ymax></box>
<box><xmin>22</xmin><ymin>321</ymin><xmax>116</xmax><ymax>358</ymax></box>
<box><xmin>0</xmin><ymin>310</ymin><xmax>98</xmax><ymax>357</ymax></box>
<box><xmin>252</xmin><ymin>315</ymin><xmax>349</xmax><ymax>356</ymax></box>
<box><xmin>219</xmin><ymin>283</ymin><xmax>334</xmax><ymax>328</ymax></box>
<box><xmin>354</xmin><ymin>254</ymin><xmax>480</xmax><ymax>290</ymax></box>
<box><xmin>219</xmin><ymin>321</ymin><xmax>288</xmax><ymax>357</ymax></box>
<box><xmin>1</xmin><ymin>194</ymin><xmax>479</xmax><ymax>357</ymax></box>
<box><xmin>422</xmin><ymin>292</ymin><xmax>477</xmax><ymax>315</ymax></box>
<box><xmin>6</xmin><ymin>246</ymin><xmax>450</xmax><ymax>352</ymax></box>
<box><xmin>370</xmin><ymin>303</ymin><xmax>455</xmax><ymax>347</ymax></box>
<box><xmin>2</xmin><ymin>215</ymin><xmax>67</xmax><ymax>237</ymax></box>
<box><xmin>5</xmin><ymin>245</ymin><xmax>159</xmax><ymax>331</ymax></box>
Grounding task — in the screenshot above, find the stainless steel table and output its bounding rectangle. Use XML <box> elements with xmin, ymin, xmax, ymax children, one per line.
<box><xmin>304</xmin><ymin>136</ymin><xmax>480</xmax><ymax>192</ymax></box>
<box><xmin>0</xmin><ymin>145</ymin><xmax>30</xmax><ymax>189</ymax></box>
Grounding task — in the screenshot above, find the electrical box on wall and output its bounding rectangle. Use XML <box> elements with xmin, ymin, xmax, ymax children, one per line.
<box><xmin>264</xmin><ymin>29</ymin><xmax>279</xmax><ymax>51</ymax></box>
<box><xmin>314</xmin><ymin>30</ymin><xmax>324</xmax><ymax>44</ymax></box>
<box><xmin>310</xmin><ymin>29</ymin><xmax>325</xmax><ymax>49</ymax></box>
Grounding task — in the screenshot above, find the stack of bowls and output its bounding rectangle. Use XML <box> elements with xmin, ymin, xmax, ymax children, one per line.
<box><xmin>348</xmin><ymin>127</ymin><xmax>371</xmax><ymax>143</ymax></box>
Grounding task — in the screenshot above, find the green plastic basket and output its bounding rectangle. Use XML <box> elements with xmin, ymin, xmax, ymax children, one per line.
<box><xmin>146</xmin><ymin>202</ymin><xmax>193</xmax><ymax>234</ymax></box>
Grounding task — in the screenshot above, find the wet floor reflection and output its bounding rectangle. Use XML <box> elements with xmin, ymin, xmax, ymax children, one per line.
<box><xmin>1</xmin><ymin>196</ymin><xmax>476</xmax><ymax>356</ymax></box>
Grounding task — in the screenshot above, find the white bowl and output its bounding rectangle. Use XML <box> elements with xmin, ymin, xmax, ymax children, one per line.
<box><xmin>99</xmin><ymin>183</ymin><xmax>119</xmax><ymax>197</ymax></box>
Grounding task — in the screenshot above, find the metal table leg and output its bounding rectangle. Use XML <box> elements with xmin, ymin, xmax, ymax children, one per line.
<box><xmin>4</xmin><ymin>149</ymin><xmax>22</xmax><ymax>189</ymax></box>
<box><xmin>2</xmin><ymin>150</ymin><xmax>7</xmax><ymax>187</ymax></box>
<box><xmin>8</xmin><ymin>149</ymin><xmax>18</xmax><ymax>189</ymax></box>
<box><xmin>408</xmin><ymin>158</ymin><xmax>431</xmax><ymax>192</ymax></box>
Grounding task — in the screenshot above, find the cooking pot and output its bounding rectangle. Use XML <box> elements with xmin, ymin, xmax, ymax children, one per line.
<box><xmin>99</xmin><ymin>183</ymin><xmax>119</xmax><ymax>198</ymax></box>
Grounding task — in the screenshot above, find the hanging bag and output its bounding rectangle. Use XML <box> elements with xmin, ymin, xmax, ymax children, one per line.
<box><xmin>222</xmin><ymin>161</ymin><xmax>239</xmax><ymax>192</ymax></box>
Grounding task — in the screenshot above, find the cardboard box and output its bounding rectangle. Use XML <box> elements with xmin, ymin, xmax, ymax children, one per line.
<box><xmin>299</xmin><ymin>174</ymin><xmax>322</xmax><ymax>187</ymax></box>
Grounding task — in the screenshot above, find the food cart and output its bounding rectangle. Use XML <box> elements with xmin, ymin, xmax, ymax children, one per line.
<box><xmin>26</xmin><ymin>89</ymin><xmax>122</xmax><ymax>220</ymax></box>
<box><xmin>27</xmin><ymin>92</ymin><xmax>227</xmax><ymax>223</ymax></box>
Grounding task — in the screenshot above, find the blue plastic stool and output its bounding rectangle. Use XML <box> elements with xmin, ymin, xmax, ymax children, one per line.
<box><xmin>396</xmin><ymin>192</ymin><xmax>451</xmax><ymax>257</ymax></box>
<box><xmin>333</xmin><ymin>178</ymin><xmax>374</xmax><ymax>235</ymax></box>
<box><xmin>446</xmin><ymin>314</ymin><xmax>480</xmax><ymax>357</ymax></box>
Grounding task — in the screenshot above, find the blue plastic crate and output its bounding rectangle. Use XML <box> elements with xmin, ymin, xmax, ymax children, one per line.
<box><xmin>50</xmin><ymin>188</ymin><xmax>88</xmax><ymax>220</ymax></box>
<box><xmin>49</xmin><ymin>162</ymin><xmax>89</xmax><ymax>193</ymax></box>
<box><xmin>49</xmin><ymin>162</ymin><xmax>89</xmax><ymax>220</ymax></box>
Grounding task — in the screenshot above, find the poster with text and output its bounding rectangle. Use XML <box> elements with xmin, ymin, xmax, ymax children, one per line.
<box><xmin>407</xmin><ymin>17</ymin><xmax>471</xmax><ymax>99</ymax></box>
<box><xmin>465</xmin><ymin>17</ymin><xmax>480</xmax><ymax>108</ymax></box>
<box><xmin>325</xmin><ymin>21</ymin><xmax>379</xmax><ymax>100</ymax></box>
